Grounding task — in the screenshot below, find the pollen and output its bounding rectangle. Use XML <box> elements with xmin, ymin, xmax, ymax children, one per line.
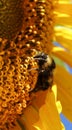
<box><xmin>0</xmin><ymin>0</ymin><xmax>54</xmax><ymax>129</ymax></box>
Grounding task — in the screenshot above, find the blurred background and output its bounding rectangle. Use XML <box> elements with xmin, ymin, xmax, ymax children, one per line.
<box><xmin>54</xmin><ymin>0</ymin><xmax>72</xmax><ymax>129</ymax></box>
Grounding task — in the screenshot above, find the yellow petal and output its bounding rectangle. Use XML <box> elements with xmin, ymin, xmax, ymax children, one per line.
<box><xmin>20</xmin><ymin>105</ymin><xmax>39</xmax><ymax>130</ymax></box>
<box><xmin>54</xmin><ymin>65</ymin><xmax>72</xmax><ymax>122</ymax></box>
<box><xmin>54</xmin><ymin>2</ymin><xmax>72</xmax><ymax>51</ymax></box>
<box><xmin>56</xmin><ymin>101</ymin><xmax>62</xmax><ymax>114</ymax></box>
<box><xmin>55</xmin><ymin>2</ymin><xmax>72</xmax><ymax>26</ymax></box>
<box><xmin>54</xmin><ymin>29</ymin><xmax>72</xmax><ymax>52</ymax></box>
<box><xmin>34</xmin><ymin>85</ymin><xmax>65</xmax><ymax>130</ymax></box>
<box><xmin>57</xmin><ymin>0</ymin><xmax>70</xmax><ymax>4</ymax></box>
<box><xmin>19</xmin><ymin>86</ymin><xmax>65</xmax><ymax>130</ymax></box>
<box><xmin>52</xmin><ymin>84</ymin><xmax>57</xmax><ymax>101</ymax></box>
<box><xmin>52</xmin><ymin>46</ymin><xmax>72</xmax><ymax>67</ymax></box>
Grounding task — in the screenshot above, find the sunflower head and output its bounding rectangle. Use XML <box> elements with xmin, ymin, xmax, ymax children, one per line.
<box><xmin>0</xmin><ymin>0</ymin><xmax>56</xmax><ymax>129</ymax></box>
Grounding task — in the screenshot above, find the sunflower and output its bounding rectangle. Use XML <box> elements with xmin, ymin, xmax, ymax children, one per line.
<box><xmin>52</xmin><ymin>0</ymin><xmax>72</xmax><ymax>122</ymax></box>
<box><xmin>0</xmin><ymin>0</ymin><xmax>71</xmax><ymax>130</ymax></box>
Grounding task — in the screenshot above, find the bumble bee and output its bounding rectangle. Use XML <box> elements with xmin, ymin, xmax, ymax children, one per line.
<box><xmin>30</xmin><ymin>52</ymin><xmax>56</xmax><ymax>92</ymax></box>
